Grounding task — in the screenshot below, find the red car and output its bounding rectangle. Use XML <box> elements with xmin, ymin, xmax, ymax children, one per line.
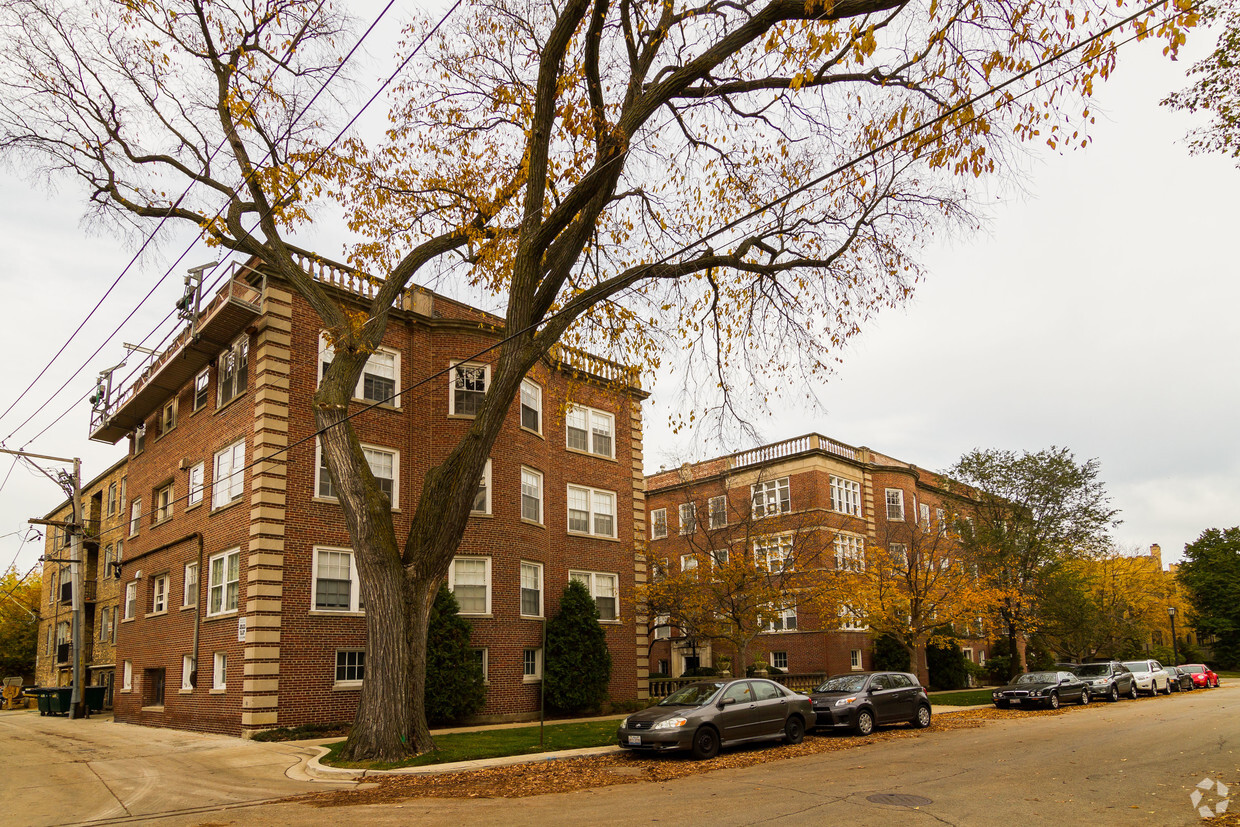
<box><xmin>1180</xmin><ymin>664</ymin><xmax>1220</xmax><ymax>688</ymax></box>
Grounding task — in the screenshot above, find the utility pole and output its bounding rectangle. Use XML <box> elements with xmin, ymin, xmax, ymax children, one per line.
<box><xmin>0</xmin><ymin>448</ymin><xmax>87</xmax><ymax>718</ymax></box>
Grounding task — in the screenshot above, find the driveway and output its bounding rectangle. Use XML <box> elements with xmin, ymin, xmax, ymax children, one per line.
<box><xmin>0</xmin><ymin>710</ymin><xmax>352</xmax><ymax>826</ymax></box>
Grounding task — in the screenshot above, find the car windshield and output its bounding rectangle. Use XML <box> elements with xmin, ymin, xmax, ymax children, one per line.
<box><xmin>815</xmin><ymin>675</ymin><xmax>869</xmax><ymax>693</ymax></box>
<box><xmin>1075</xmin><ymin>664</ymin><xmax>1110</xmax><ymax>677</ymax></box>
<box><xmin>1016</xmin><ymin>672</ymin><xmax>1058</xmax><ymax>684</ymax></box>
<box><xmin>1122</xmin><ymin>662</ymin><xmax>1149</xmax><ymax>673</ymax></box>
<box><xmin>659</xmin><ymin>682</ymin><xmax>724</xmax><ymax>706</ymax></box>
<box><xmin>1183</xmin><ymin>665</ymin><xmax>1204</xmax><ymax>674</ymax></box>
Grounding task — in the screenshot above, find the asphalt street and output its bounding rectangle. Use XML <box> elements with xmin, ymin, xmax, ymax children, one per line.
<box><xmin>3</xmin><ymin>685</ymin><xmax>1236</xmax><ymax>826</ymax></box>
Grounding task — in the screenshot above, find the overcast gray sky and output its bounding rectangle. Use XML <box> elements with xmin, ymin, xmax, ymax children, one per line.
<box><xmin>0</xmin><ymin>13</ymin><xmax>1235</xmax><ymax>580</ymax></box>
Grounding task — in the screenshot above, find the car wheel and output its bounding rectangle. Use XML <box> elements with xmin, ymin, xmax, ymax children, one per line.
<box><xmin>1128</xmin><ymin>682</ymin><xmax>1139</xmax><ymax>700</ymax></box>
<box><xmin>1170</xmin><ymin>680</ymin><xmax>1179</xmax><ymax>693</ymax></box>
<box><xmin>1079</xmin><ymin>689</ymin><xmax>1090</xmax><ymax>706</ymax></box>
<box><xmin>1214</xmin><ymin>678</ymin><xmax>1220</xmax><ymax>688</ymax></box>
<box><xmin>691</xmin><ymin>726</ymin><xmax>720</xmax><ymax>760</ymax></box>
<box><xmin>784</xmin><ymin>716</ymin><xmax>805</xmax><ymax>745</ymax></box>
<box><xmin>913</xmin><ymin>704</ymin><xmax>932</xmax><ymax>728</ymax></box>
<box><xmin>1165</xmin><ymin>681</ymin><xmax>1173</xmax><ymax>695</ymax></box>
<box><xmin>855</xmin><ymin>709</ymin><xmax>875</xmax><ymax>736</ymax></box>
<box><xmin>1108</xmin><ymin>685</ymin><xmax>1119</xmax><ymax>702</ymax></box>
<box><xmin>1048</xmin><ymin>692</ymin><xmax>1060</xmax><ymax>710</ymax></box>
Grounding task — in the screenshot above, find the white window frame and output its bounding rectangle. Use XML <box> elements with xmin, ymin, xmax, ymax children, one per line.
<box><xmin>133</xmin><ymin>424</ymin><xmax>146</xmax><ymax>455</ymax></box>
<box><xmin>653</xmin><ymin>615</ymin><xmax>672</xmax><ymax>640</ymax></box>
<box><xmin>472</xmin><ymin>459</ymin><xmax>492</xmax><ymax>515</ymax></box>
<box><xmin>151</xmin><ymin>573</ymin><xmax>169</xmax><ymax>614</ymax></box>
<box><xmin>212</xmin><ymin>440</ymin><xmax>246</xmax><ymax>509</ymax></box>
<box><xmin>771</xmin><ymin>651</ymin><xmax>789</xmax><ymax>671</ymax></box>
<box><xmin>520</xmin><ymin>561</ymin><xmax>543</xmax><ymax>618</ymax></box>
<box><xmin>312</xmin><ymin>547</ymin><xmax>363</xmax><ymax>613</ymax></box>
<box><xmin>124</xmin><ymin>582</ymin><xmax>137</xmax><ymax>620</ymax></box>
<box><xmin>565</xmin><ymin>404</ymin><xmax>615</xmax><ymax>459</ymax></box>
<box><xmin>181</xmin><ymin>655</ymin><xmax>195</xmax><ymax>691</ymax></box>
<box><xmin>207</xmin><ymin>548</ymin><xmax>241</xmax><ymax>617</ymax></box>
<box><xmin>520</xmin><ymin>467</ymin><xmax>543</xmax><ymax>525</ymax></box>
<box><xmin>449</xmin><ymin>361</ymin><xmax>489</xmax><ymax>417</ymax></box>
<box><xmin>830</xmin><ymin>476</ymin><xmax>862</xmax><ymax>516</ymax></box>
<box><xmin>99</xmin><ymin>606</ymin><xmax>112</xmax><ymax>642</ymax></box>
<box><xmin>318</xmin><ymin>333</ymin><xmax>402</xmax><ymax>406</ymax></box>
<box><xmin>212</xmin><ymin>652</ymin><xmax>227</xmax><ymax>691</ymax></box>
<box><xmin>334</xmin><ymin>649</ymin><xmax>365</xmax><ymax>687</ymax></box>
<box><xmin>449</xmin><ymin>556</ymin><xmax>491</xmax><ymax>615</ymax></box>
<box><xmin>160</xmin><ymin>398</ymin><xmax>177</xmax><ymax>435</ymax></box>
<box><xmin>889</xmin><ymin>543</ymin><xmax>909</xmax><ymax>567</ymax></box>
<box><xmin>755</xmin><ymin>534</ymin><xmax>794</xmax><ymax>572</ymax></box>
<box><xmin>122</xmin><ymin>660</ymin><xmax>133</xmax><ymax>690</ymax></box>
<box><xmin>834</xmin><ymin>533</ymin><xmax>866</xmax><ymax>572</ymax></box>
<box><xmin>193</xmin><ymin>368</ymin><xmax>210</xmax><ymax>411</ymax></box>
<box><xmin>850</xmin><ymin>649</ymin><xmax>863</xmax><ymax>670</ymax></box>
<box><xmin>763</xmin><ymin>605</ymin><xmax>798</xmax><ymax>632</ymax></box>
<box><xmin>838</xmin><ymin>605</ymin><xmax>868</xmax><ymax>631</ymax></box>
<box><xmin>315</xmin><ymin>441</ymin><xmax>398</xmax><ymax>504</ymax></box>
<box><xmin>183</xmin><ymin>562</ymin><xmax>198</xmax><ymax>607</ymax></box>
<box><xmin>216</xmin><ymin>334</ymin><xmax>249</xmax><ymax>407</ymax></box>
<box><xmin>751</xmin><ymin>477</ymin><xmax>791</xmax><ymax>517</ymax></box>
<box><xmin>107</xmin><ymin>483</ymin><xmax>117</xmax><ymax>516</ymax></box>
<box><xmin>519</xmin><ymin>379</ymin><xmax>542</xmax><ymax>434</ymax></box>
<box><xmin>187</xmin><ymin>461</ymin><xmax>205</xmax><ymax>508</ymax></box>
<box><xmin>936</xmin><ymin>507</ymin><xmax>947</xmax><ymax>533</ymax></box>
<box><xmin>569</xmin><ymin>570</ymin><xmax>619</xmax><ymax>621</ymax></box>
<box><xmin>154</xmin><ymin>482</ymin><xmax>174</xmax><ymax>523</ymax></box>
<box><xmin>522</xmin><ymin>647</ymin><xmax>543</xmax><ymax>682</ymax></box>
<box><xmin>129</xmin><ymin>499</ymin><xmax>141</xmax><ymax>537</ymax></box>
<box><xmin>885</xmin><ymin>488</ymin><xmax>905</xmax><ymax>521</ymax></box>
<box><xmin>920</xmin><ymin>502</ymin><xmax>931</xmax><ymax>529</ymax></box>
<box><xmin>708</xmin><ymin>495</ymin><xmax>727</xmax><ymax>529</ymax></box>
<box><xmin>650</xmin><ymin>508</ymin><xmax>667</xmax><ymax>540</ymax></box>
<box><xmin>472</xmin><ymin>648</ymin><xmax>489</xmax><ymax>683</ymax></box>
<box><xmin>566</xmin><ymin>484</ymin><xmax>617</xmax><ymax>538</ymax></box>
<box><xmin>678</xmin><ymin>502</ymin><xmax>696</xmax><ymax>535</ymax></box>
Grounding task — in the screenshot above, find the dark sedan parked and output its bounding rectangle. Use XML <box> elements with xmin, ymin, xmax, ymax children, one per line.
<box><xmin>618</xmin><ymin>678</ymin><xmax>814</xmax><ymax>759</ymax></box>
<box><xmin>809</xmin><ymin>671</ymin><xmax>931</xmax><ymax>736</ymax></box>
<box><xmin>1074</xmin><ymin>661</ymin><xmax>1137</xmax><ymax>701</ymax></box>
<box><xmin>993</xmin><ymin>671</ymin><xmax>1090</xmax><ymax>709</ymax></box>
<box><xmin>1164</xmin><ymin>665</ymin><xmax>1194</xmax><ymax>692</ymax></box>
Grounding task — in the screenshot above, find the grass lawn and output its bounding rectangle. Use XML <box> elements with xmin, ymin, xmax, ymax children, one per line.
<box><xmin>929</xmin><ymin>688</ymin><xmax>995</xmax><ymax>706</ymax></box>
<box><xmin>322</xmin><ymin>719</ymin><xmax>621</xmax><ymax>771</ymax></box>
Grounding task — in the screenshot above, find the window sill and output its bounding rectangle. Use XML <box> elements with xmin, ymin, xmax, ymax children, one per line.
<box><xmin>352</xmin><ymin>397</ymin><xmax>400</xmax><ymax>411</ymax></box>
<box><xmin>121</xmin><ymin>617</ymin><xmax>134</xmax><ymax>623</ymax></box>
<box><xmin>469</xmin><ymin>511</ymin><xmax>492</xmax><ymax>519</ymax></box>
<box><xmin>520</xmin><ymin>518</ymin><xmax>545</xmax><ymax>529</ymax></box>
<box><xmin>332</xmin><ymin>683</ymin><xmax>363</xmax><ymax>691</ymax></box>
<box><xmin>145</xmin><ymin>610</ymin><xmax>168</xmax><ymax>619</ymax></box>
<box><xmin>522</xmin><ymin>677</ymin><xmax>542</xmax><ymax>684</ymax></box>
<box><xmin>519</xmin><ymin>425</ymin><xmax>544</xmax><ymax>439</ymax></box>
<box><xmin>520</xmin><ymin>614</ymin><xmax>544</xmax><ymax>621</ymax></box>
<box><xmin>210</xmin><ymin>688</ymin><xmax>226</xmax><ymax>695</ymax></box>
<box><xmin>214</xmin><ymin>393</ymin><xmax>246</xmax><ymax>416</ymax></box>
<box><xmin>151</xmin><ymin>516</ymin><xmax>173</xmax><ymax>528</ymax></box>
<box><xmin>203</xmin><ymin>611</ymin><xmax>238</xmax><ymax>621</ymax></box>
<box><xmin>179</xmin><ymin>688</ymin><xmax>193</xmax><ymax>695</ymax></box>
<box><xmin>309</xmin><ymin>609</ymin><xmax>365</xmax><ymax>618</ymax></box>
<box><xmin>447</xmin><ymin>413</ymin><xmax>478</xmax><ymax>420</ymax></box>
<box><xmin>599</xmin><ymin>619</ymin><xmax>622</xmax><ymax>625</ymax></box>
<box><xmin>565</xmin><ymin>447</ymin><xmax>617</xmax><ymax>463</ymax></box>
<box><xmin>186</xmin><ymin>501</ymin><xmax>203</xmax><ymax>512</ymax></box>
<box><xmin>140</xmin><ymin>705</ymin><xmax>165</xmax><ymax>712</ymax></box>
<box><xmin>649</xmin><ymin>535</ymin><xmax>667</xmax><ymax>542</ymax></box>
<box><xmin>209</xmin><ymin>499</ymin><xmax>244</xmax><ymax>516</ymax></box>
<box><xmin>311</xmin><ymin>496</ymin><xmax>400</xmax><ymax>513</ymax></box>
<box><xmin>181</xmin><ymin>604</ymin><xmax>197</xmax><ymax>612</ymax></box>
<box><xmin>567</xmin><ymin>531</ymin><xmax>621</xmax><ymax>543</ymax></box>
<box><xmin>459</xmin><ymin>613</ymin><xmax>493</xmax><ymax>620</ymax></box>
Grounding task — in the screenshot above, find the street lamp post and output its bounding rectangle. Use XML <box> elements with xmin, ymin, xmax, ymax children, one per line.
<box><xmin>1168</xmin><ymin>606</ymin><xmax>1179</xmax><ymax>667</ymax></box>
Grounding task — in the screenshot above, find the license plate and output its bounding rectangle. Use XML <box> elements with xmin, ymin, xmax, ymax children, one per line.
<box><xmin>627</xmin><ymin>735</ymin><xmax>641</xmax><ymax>745</ymax></box>
<box><xmin>1012</xmin><ymin>698</ymin><xmax>1021</xmax><ymax>705</ymax></box>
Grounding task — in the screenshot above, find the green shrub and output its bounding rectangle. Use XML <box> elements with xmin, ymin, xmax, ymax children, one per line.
<box><xmin>927</xmin><ymin>633</ymin><xmax>969</xmax><ymax>690</ymax></box>
<box><xmin>425</xmin><ymin>585</ymin><xmax>486</xmax><ymax>723</ymax></box>
<box><xmin>545</xmin><ymin>580</ymin><xmax>612</xmax><ymax>712</ymax></box>
<box><xmin>873</xmin><ymin>633</ymin><xmax>912</xmax><ymax>672</ymax></box>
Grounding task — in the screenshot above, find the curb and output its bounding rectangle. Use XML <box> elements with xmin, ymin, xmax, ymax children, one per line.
<box><xmin>303</xmin><ymin>743</ymin><xmax>627</xmax><ymax>781</ymax></box>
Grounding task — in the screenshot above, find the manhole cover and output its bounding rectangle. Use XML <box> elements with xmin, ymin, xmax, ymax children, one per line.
<box><xmin>866</xmin><ymin>793</ymin><xmax>933</xmax><ymax>807</ymax></box>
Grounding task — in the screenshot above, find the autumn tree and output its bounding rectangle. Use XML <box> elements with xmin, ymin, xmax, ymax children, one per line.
<box><xmin>947</xmin><ymin>447</ymin><xmax>1119</xmax><ymax>677</ymax></box>
<box><xmin>0</xmin><ymin>0</ymin><xmax>1191</xmax><ymax>759</ymax></box>
<box><xmin>1163</xmin><ymin>0</ymin><xmax>1240</xmax><ymax>162</ymax></box>
<box><xmin>0</xmin><ymin>569</ymin><xmax>41</xmax><ymax>678</ymax></box>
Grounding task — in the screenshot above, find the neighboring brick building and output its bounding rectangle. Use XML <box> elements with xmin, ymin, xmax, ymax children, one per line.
<box><xmin>33</xmin><ymin>457</ymin><xmax>128</xmax><ymax>707</ymax></box>
<box><xmin>644</xmin><ymin>434</ymin><xmax>988</xmax><ymax>680</ymax></box>
<box><xmin>85</xmin><ymin>250</ymin><xmax>648</xmax><ymax>735</ymax></box>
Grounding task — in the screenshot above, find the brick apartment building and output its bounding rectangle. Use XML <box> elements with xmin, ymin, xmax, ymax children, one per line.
<box><xmin>80</xmin><ymin>250</ymin><xmax>648</xmax><ymax>735</ymax></box>
<box><xmin>644</xmin><ymin>433</ymin><xmax>988</xmax><ymax>680</ymax></box>
<box><xmin>34</xmin><ymin>458</ymin><xmax>128</xmax><ymax>705</ymax></box>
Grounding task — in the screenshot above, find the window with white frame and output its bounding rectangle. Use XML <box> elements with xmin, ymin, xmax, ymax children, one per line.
<box><xmin>124</xmin><ymin>582</ymin><xmax>137</xmax><ymax>619</ymax></box>
<box><xmin>313</xmin><ymin>547</ymin><xmax>362</xmax><ymax>612</ymax></box>
<box><xmin>129</xmin><ymin>499</ymin><xmax>141</xmax><ymax>536</ymax></box>
<box><xmin>762</xmin><ymin>605</ymin><xmax>797</xmax><ymax>632</ymax></box>
<box><xmin>133</xmin><ymin>424</ymin><xmax>146</xmax><ymax>455</ymax></box>
<box><xmin>159</xmin><ymin>398</ymin><xmax>177</xmax><ymax>436</ymax></box>
<box><xmin>834</xmin><ymin>534</ymin><xmax>865</xmax><ymax>571</ymax></box>
<box><xmin>187</xmin><ymin>461</ymin><xmax>204</xmax><ymax>507</ymax></box>
<box><xmin>755</xmin><ymin>534</ymin><xmax>794</xmax><ymax>572</ymax></box>
<box><xmin>107</xmin><ymin>483</ymin><xmax>117</xmax><ymax>516</ymax></box>
<box><xmin>653</xmin><ymin>615</ymin><xmax>672</xmax><ymax>640</ymax></box>
<box><xmin>151</xmin><ymin>573</ymin><xmax>169</xmax><ymax>613</ymax></box>
<box><xmin>217</xmin><ymin>334</ymin><xmax>249</xmax><ymax>406</ymax></box>
<box><xmin>830</xmin><ymin>476</ymin><xmax>862</xmax><ymax>516</ymax></box>
<box><xmin>771</xmin><ymin>651</ymin><xmax>788</xmax><ymax>670</ymax></box>
<box><xmin>102</xmin><ymin>545</ymin><xmax>114</xmax><ymax>579</ymax></box>
<box><xmin>523</xmin><ymin>648</ymin><xmax>543</xmax><ymax>681</ymax></box>
<box><xmin>520</xmin><ymin>380</ymin><xmax>541</xmax><ymax>433</ymax></box>
<box><xmin>888</xmin><ymin>543</ymin><xmax>909</xmax><ymax>567</ymax></box>
<box><xmin>111</xmin><ymin>606</ymin><xmax>118</xmax><ymax>642</ymax></box>
<box><xmin>472</xmin><ymin>459</ymin><xmax>492</xmax><ymax>515</ymax></box>
<box><xmin>850</xmin><ymin>649</ymin><xmax>863</xmax><ymax>670</ymax></box>
<box><xmin>154</xmin><ymin>482</ymin><xmax>174</xmax><ymax>523</ymax></box>
<box><xmin>183</xmin><ymin>562</ymin><xmax>198</xmax><ymax>607</ymax></box>
<box><xmin>207</xmin><ymin>548</ymin><xmax>240</xmax><ymax>616</ymax></box>
<box><xmin>182</xmin><ymin>655</ymin><xmax>195</xmax><ymax>690</ymax></box>
<box><xmin>708</xmin><ymin>495</ymin><xmax>727</xmax><ymax>529</ymax></box>
<box><xmin>520</xmin><ymin>467</ymin><xmax>543</xmax><ymax>524</ymax></box>
<box><xmin>650</xmin><ymin>508</ymin><xmax>667</xmax><ymax>539</ymax></box>
<box><xmin>885</xmin><ymin>488</ymin><xmax>905</xmax><ymax>521</ymax></box>
<box><xmin>919</xmin><ymin>502</ymin><xmax>931</xmax><ymax>529</ymax></box>
<box><xmin>315</xmin><ymin>442</ymin><xmax>397</xmax><ymax>502</ymax></box>
<box><xmin>449</xmin><ymin>362</ymin><xmax>488</xmax><ymax>416</ymax></box>
<box><xmin>569</xmin><ymin>570</ymin><xmax>618</xmax><ymax>620</ymax></box>
<box><xmin>471</xmin><ymin>648</ymin><xmax>488</xmax><ymax>682</ymax></box>
<box><xmin>838</xmin><ymin>605</ymin><xmax>868</xmax><ymax>631</ymax></box>
<box><xmin>936</xmin><ymin>507</ymin><xmax>946</xmax><ymax>532</ymax></box>
<box><xmin>566</xmin><ymin>485</ymin><xmax>616</xmax><ymax>538</ymax></box>
<box><xmin>212</xmin><ymin>440</ymin><xmax>245</xmax><ymax>509</ymax></box>
<box><xmin>318</xmin><ymin>334</ymin><xmax>400</xmax><ymax>405</ymax></box>
<box><xmin>450</xmin><ymin>557</ymin><xmax>490</xmax><ymax>614</ymax></box>
<box><xmin>751</xmin><ymin>478</ymin><xmax>791</xmax><ymax>517</ymax></box>
<box><xmin>212</xmin><ymin>652</ymin><xmax>227</xmax><ymax>690</ymax></box>
<box><xmin>193</xmin><ymin>368</ymin><xmax>210</xmax><ymax>411</ymax></box>
<box><xmin>123</xmin><ymin>660</ymin><xmax>133</xmax><ymax>690</ymax></box>
<box><xmin>711</xmin><ymin>548</ymin><xmax>729</xmax><ymax>567</ymax></box>
<box><xmin>680</xmin><ymin>553</ymin><xmax>699</xmax><ymax>574</ymax></box>
<box><xmin>565</xmin><ymin>405</ymin><xmax>614</xmax><ymax>458</ymax></box>
<box><xmin>679</xmin><ymin>502</ymin><xmax>696</xmax><ymax>535</ymax></box>
<box><xmin>520</xmin><ymin>561</ymin><xmax>542</xmax><ymax>617</ymax></box>
<box><xmin>100</xmin><ymin>608</ymin><xmax>112</xmax><ymax>642</ymax></box>
<box><xmin>335</xmin><ymin>650</ymin><xmax>365</xmax><ymax>685</ymax></box>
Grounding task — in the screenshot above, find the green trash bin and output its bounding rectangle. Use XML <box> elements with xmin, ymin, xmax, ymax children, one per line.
<box><xmin>48</xmin><ymin>687</ymin><xmax>73</xmax><ymax>716</ymax></box>
<box><xmin>30</xmin><ymin>688</ymin><xmax>52</xmax><ymax>716</ymax></box>
<box><xmin>84</xmin><ymin>685</ymin><xmax>106</xmax><ymax>713</ymax></box>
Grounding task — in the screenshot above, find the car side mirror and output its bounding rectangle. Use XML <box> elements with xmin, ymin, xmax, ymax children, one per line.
<box><xmin>719</xmin><ymin>697</ymin><xmax>736</xmax><ymax>708</ymax></box>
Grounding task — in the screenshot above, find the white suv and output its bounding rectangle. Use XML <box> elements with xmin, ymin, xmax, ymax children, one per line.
<box><xmin>1122</xmin><ymin>659</ymin><xmax>1171</xmax><ymax>695</ymax></box>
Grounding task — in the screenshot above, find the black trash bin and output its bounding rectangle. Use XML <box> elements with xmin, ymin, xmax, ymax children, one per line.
<box><xmin>48</xmin><ymin>687</ymin><xmax>73</xmax><ymax>716</ymax></box>
<box><xmin>84</xmin><ymin>685</ymin><xmax>106</xmax><ymax>713</ymax></box>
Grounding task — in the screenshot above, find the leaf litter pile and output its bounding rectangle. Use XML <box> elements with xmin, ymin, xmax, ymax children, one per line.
<box><xmin>295</xmin><ymin>706</ymin><xmax>1056</xmax><ymax>807</ymax></box>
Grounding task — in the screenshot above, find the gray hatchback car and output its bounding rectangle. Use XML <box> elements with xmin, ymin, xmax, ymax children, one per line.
<box><xmin>617</xmin><ymin>678</ymin><xmax>813</xmax><ymax>759</ymax></box>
